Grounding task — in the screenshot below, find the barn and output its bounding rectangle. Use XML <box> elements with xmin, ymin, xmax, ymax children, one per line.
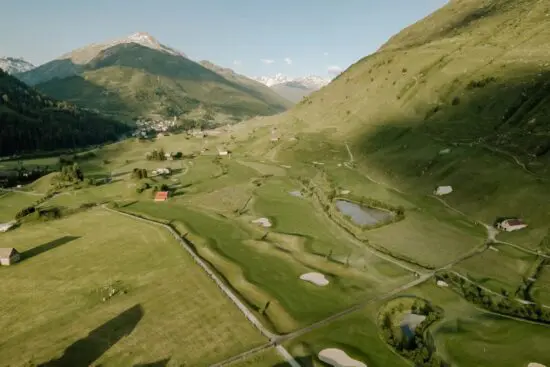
<box><xmin>0</xmin><ymin>248</ymin><xmax>20</xmax><ymax>266</ymax></box>
<box><xmin>154</xmin><ymin>191</ymin><xmax>169</xmax><ymax>202</ymax></box>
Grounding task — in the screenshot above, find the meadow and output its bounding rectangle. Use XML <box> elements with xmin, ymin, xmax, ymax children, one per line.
<box><xmin>0</xmin><ymin>191</ymin><xmax>42</xmax><ymax>222</ymax></box>
<box><xmin>0</xmin><ymin>209</ymin><xmax>264</xmax><ymax>366</ymax></box>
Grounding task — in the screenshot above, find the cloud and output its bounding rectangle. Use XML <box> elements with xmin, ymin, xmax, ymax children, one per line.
<box><xmin>261</xmin><ymin>59</ymin><xmax>275</xmax><ymax>64</ymax></box>
<box><xmin>327</xmin><ymin>65</ymin><xmax>343</xmax><ymax>76</ymax></box>
<box><xmin>284</xmin><ymin>57</ymin><xmax>292</xmax><ymax>65</ymax></box>
<box><xmin>323</xmin><ymin>52</ymin><xmax>329</xmax><ymax>56</ymax></box>
<box><xmin>233</xmin><ymin>60</ymin><xmax>241</xmax><ymax>65</ymax></box>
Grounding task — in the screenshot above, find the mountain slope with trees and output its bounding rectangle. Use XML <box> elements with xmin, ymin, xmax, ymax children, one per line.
<box><xmin>0</xmin><ymin>68</ymin><xmax>130</xmax><ymax>156</ymax></box>
<box><xmin>17</xmin><ymin>35</ymin><xmax>292</xmax><ymax>122</ymax></box>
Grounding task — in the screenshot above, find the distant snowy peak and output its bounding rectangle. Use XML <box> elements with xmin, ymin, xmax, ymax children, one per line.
<box><xmin>0</xmin><ymin>57</ymin><xmax>35</xmax><ymax>74</ymax></box>
<box><xmin>253</xmin><ymin>73</ymin><xmax>330</xmax><ymax>89</ymax></box>
<box><xmin>112</xmin><ymin>32</ymin><xmax>186</xmax><ymax>57</ymax></box>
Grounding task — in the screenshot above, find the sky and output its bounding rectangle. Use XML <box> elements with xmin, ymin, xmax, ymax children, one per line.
<box><xmin>0</xmin><ymin>0</ymin><xmax>447</xmax><ymax>78</ymax></box>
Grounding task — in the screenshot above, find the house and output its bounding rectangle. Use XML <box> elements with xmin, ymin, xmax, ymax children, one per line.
<box><xmin>218</xmin><ymin>151</ymin><xmax>228</xmax><ymax>156</ymax></box>
<box><xmin>434</xmin><ymin>186</ymin><xmax>453</xmax><ymax>196</ymax></box>
<box><xmin>497</xmin><ymin>218</ymin><xmax>528</xmax><ymax>232</ymax></box>
<box><xmin>0</xmin><ymin>221</ymin><xmax>16</xmax><ymax>233</ymax></box>
<box><xmin>154</xmin><ymin>191</ymin><xmax>169</xmax><ymax>202</ymax></box>
<box><xmin>0</xmin><ymin>248</ymin><xmax>20</xmax><ymax>266</ymax></box>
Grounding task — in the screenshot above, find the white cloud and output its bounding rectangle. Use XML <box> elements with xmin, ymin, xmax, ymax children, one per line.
<box><xmin>261</xmin><ymin>59</ymin><xmax>275</xmax><ymax>64</ymax></box>
<box><xmin>233</xmin><ymin>60</ymin><xmax>241</xmax><ymax>65</ymax></box>
<box><xmin>327</xmin><ymin>65</ymin><xmax>343</xmax><ymax>76</ymax></box>
<box><xmin>284</xmin><ymin>57</ymin><xmax>292</xmax><ymax>65</ymax></box>
<box><xmin>323</xmin><ymin>52</ymin><xmax>329</xmax><ymax>56</ymax></box>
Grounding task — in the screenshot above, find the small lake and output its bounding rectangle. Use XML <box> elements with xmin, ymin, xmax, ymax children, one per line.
<box><xmin>335</xmin><ymin>200</ymin><xmax>394</xmax><ymax>226</ymax></box>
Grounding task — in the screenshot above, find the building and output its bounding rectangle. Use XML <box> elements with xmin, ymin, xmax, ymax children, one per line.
<box><xmin>434</xmin><ymin>186</ymin><xmax>453</xmax><ymax>196</ymax></box>
<box><xmin>0</xmin><ymin>221</ymin><xmax>16</xmax><ymax>233</ymax></box>
<box><xmin>0</xmin><ymin>248</ymin><xmax>20</xmax><ymax>266</ymax></box>
<box><xmin>152</xmin><ymin>168</ymin><xmax>171</xmax><ymax>176</ymax></box>
<box><xmin>497</xmin><ymin>218</ymin><xmax>528</xmax><ymax>232</ymax></box>
<box><xmin>154</xmin><ymin>191</ymin><xmax>169</xmax><ymax>202</ymax></box>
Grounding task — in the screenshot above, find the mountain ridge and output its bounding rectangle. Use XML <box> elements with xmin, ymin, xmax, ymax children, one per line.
<box><xmin>0</xmin><ymin>57</ymin><xmax>35</xmax><ymax>75</ymax></box>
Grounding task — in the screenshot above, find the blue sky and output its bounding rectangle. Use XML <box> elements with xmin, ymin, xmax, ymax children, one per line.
<box><xmin>1</xmin><ymin>0</ymin><xmax>447</xmax><ymax>78</ymax></box>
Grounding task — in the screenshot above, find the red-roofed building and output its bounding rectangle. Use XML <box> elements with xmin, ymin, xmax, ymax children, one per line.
<box><xmin>154</xmin><ymin>191</ymin><xmax>169</xmax><ymax>202</ymax></box>
<box><xmin>497</xmin><ymin>218</ymin><xmax>528</xmax><ymax>232</ymax></box>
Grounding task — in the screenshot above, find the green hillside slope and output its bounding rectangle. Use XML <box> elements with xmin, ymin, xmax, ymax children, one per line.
<box><xmin>260</xmin><ymin>0</ymin><xmax>550</xmax><ymax>246</ymax></box>
<box><xmin>20</xmin><ymin>43</ymin><xmax>291</xmax><ymax>122</ymax></box>
<box><xmin>0</xmin><ymin>68</ymin><xmax>130</xmax><ymax>157</ymax></box>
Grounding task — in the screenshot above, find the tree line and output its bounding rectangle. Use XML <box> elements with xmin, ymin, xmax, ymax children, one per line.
<box><xmin>0</xmin><ymin>68</ymin><xmax>130</xmax><ymax>156</ymax></box>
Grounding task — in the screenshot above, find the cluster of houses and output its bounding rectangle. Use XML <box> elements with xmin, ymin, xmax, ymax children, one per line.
<box><xmin>132</xmin><ymin>117</ymin><xmax>179</xmax><ymax>138</ymax></box>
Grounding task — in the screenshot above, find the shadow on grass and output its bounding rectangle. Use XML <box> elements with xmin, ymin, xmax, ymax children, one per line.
<box><xmin>133</xmin><ymin>358</ymin><xmax>171</xmax><ymax>367</ymax></box>
<box><xmin>21</xmin><ymin>235</ymin><xmax>80</xmax><ymax>260</ymax></box>
<box><xmin>272</xmin><ymin>355</ymin><xmax>314</xmax><ymax>367</ymax></box>
<box><xmin>38</xmin><ymin>304</ymin><xmax>144</xmax><ymax>367</ymax></box>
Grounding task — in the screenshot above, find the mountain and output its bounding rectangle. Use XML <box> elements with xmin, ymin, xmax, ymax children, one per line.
<box><xmin>0</xmin><ymin>68</ymin><xmax>130</xmax><ymax>156</ymax></box>
<box><xmin>252</xmin><ymin>74</ymin><xmax>331</xmax><ymax>103</ymax></box>
<box><xmin>17</xmin><ymin>33</ymin><xmax>291</xmax><ymax>122</ymax></box>
<box><xmin>0</xmin><ymin>57</ymin><xmax>35</xmax><ymax>75</ymax></box>
<box><xmin>264</xmin><ymin>0</ymin><xmax>550</xmax><ymax>243</ymax></box>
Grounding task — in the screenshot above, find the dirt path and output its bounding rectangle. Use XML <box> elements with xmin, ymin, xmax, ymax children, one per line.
<box><xmin>344</xmin><ymin>142</ymin><xmax>354</xmax><ymax>163</ymax></box>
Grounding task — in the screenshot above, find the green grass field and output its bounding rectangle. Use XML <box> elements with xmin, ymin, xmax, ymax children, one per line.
<box><xmin>230</xmin><ymin>348</ymin><xmax>288</xmax><ymax>367</ymax></box>
<box><xmin>123</xmin><ymin>199</ymin><xmax>413</xmax><ymax>334</ymax></box>
<box><xmin>453</xmin><ymin>244</ymin><xmax>538</xmax><ymax>296</ymax></box>
<box><xmin>532</xmin><ymin>261</ymin><xmax>550</xmax><ymax>305</ymax></box>
<box><xmin>0</xmin><ymin>209</ymin><xmax>263</xmax><ymax>366</ymax></box>
<box><xmin>0</xmin><ymin>191</ymin><xmax>42</xmax><ymax>222</ymax></box>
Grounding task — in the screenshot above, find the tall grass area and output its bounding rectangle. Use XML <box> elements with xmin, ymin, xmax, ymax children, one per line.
<box><xmin>0</xmin><ymin>209</ymin><xmax>263</xmax><ymax>366</ymax></box>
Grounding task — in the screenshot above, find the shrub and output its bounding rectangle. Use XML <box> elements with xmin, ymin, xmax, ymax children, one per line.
<box><xmin>451</xmin><ymin>97</ymin><xmax>461</xmax><ymax>106</ymax></box>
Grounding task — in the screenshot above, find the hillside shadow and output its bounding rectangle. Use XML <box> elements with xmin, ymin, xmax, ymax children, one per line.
<box><xmin>38</xmin><ymin>304</ymin><xmax>143</xmax><ymax>367</ymax></box>
<box><xmin>133</xmin><ymin>358</ymin><xmax>170</xmax><ymax>367</ymax></box>
<box><xmin>21</xmin><ymin>235</ymin><xmax>80</xmax><ymax>260</ymax></box>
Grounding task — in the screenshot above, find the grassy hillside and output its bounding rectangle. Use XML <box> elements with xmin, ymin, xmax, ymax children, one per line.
<box><xmin>259</xmin><ymin>0</ymin><xmax>550</xmax><ymax>248</ymax></box>
<box><xmin>21</xmin><ymin>43</ymin><xmax>291</xmax><ymax>122</ymax></box>
<box><xmin>0</xmin><ymin>68</ymin><xmax>130</xmax><ymax>157</ymax></box>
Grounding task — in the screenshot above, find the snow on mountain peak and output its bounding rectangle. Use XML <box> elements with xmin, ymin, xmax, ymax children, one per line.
<box><xmin>0</xmin><ymin>57</ymin><xmax>35</xmax><ymax>74</ymax></box>
<box><xmin>252</xmin><ymin>74</ymin><xmax>330</xmax><ymax>89</ymax></box>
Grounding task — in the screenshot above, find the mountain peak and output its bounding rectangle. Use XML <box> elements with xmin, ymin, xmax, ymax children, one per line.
<box><xmin>126</xmin><ymin>32</ymin><xmax>159</xmax><ymax>46</ymax></box>
<box><xmin>0</xmin><ymin>57</ymin><xmax>35</xmax><ymax>74</ymax></box>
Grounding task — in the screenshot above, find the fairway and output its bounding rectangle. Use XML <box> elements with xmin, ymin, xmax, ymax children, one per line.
<box><xmin>0</xmin><ymin>209</ymin><xmax>263</xmax><ymax>366</ymax></box>
<box><xmin>123</xmin><ymin>200</ymin><xmax>413</xmax><ymax>334</ymax></box>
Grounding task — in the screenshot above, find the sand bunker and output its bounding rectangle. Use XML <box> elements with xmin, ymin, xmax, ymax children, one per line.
<box><xmin>528</xmin><ymin>363</ymin><xmax>546</xmax><ymax>367</ymax></box>
<box><xmin>318</xmin><ymin>349</ymin><xmax>366</xmax><ymax>367</ymax></box>
<box><xmin>252</xmin><ymin>217</ymin><xmax>272</xmax><ymax>228</ymax></box>
<box><xmin>436</xmin><ymin>280</ymin><xmax>449</xmax><ymax>287</ymax></box>
<box><xmin>300</xmin><ymin>272</ymin><xmax>329</xmax><ymax>286</ymax></box>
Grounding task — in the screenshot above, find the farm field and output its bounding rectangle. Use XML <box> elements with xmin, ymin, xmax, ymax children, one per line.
<box><xmin>0</xmin><ymin>209</ymin><xmax>264</xmax><ymax>366</ymax></box>
<box><xmin>123</xmin><ymin>199</ymin><xmax>414</xmax><ymax>334</ymax></box>
<box><xmin>453</xmin><ymin>244</ymin><xmax>539</xmax><ymax>296</ymax></box>
<box><xmin>0</xmin><ymin>191</ymin><xmax>42</xmax><ymax>222</ymax></box>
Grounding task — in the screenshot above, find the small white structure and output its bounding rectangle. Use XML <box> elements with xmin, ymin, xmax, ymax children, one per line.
<box><xmin>252</xmin><ymin>217</ymin><xmax>272</xmax><ymax>228</ymax></box>
<box><xmin>0</xmin><ymin>221</ymin><xmax>16</xmax><ymax>233</ymax></box>
<box><xmin>318</xmin><ymin>349</ymin><xmax>367</xmax><ymax>367</ymax></box>
<box><xmin>218</xmin><ymin>151</ymin><xmax>228</xmax><ymax>156</ymax></box>
<box><xmin>434</xmin><ymin>186</ymin><xmax>453</xmax><ymax>196</ymax></box>
<box><xmin>300</xmin><ymin>272</ymin><xmax>329</xmax><ymax>286</ymax></box>
<box><xmin>152</xmin><ymin>168</ymin><xmax>171</xmax><ymax>176</ymax></box>
<box><xmin>439</xmin><ymin>148</ymin><xmax>451</xmax><ymax>155</ymax></box>
<box><xmin>436</xmin><ymin>280</ymin><xmax>449</xmax><ymax>287</ymax></box>
<box><xmin>497</xmin><ymin>218</ymin><xmax>528</xmax><ymax>232</ymax></box>
<box><xmin>0</xmin><ymin>248</ymin><xmax>20</xmax><ymax>266</ymax></box>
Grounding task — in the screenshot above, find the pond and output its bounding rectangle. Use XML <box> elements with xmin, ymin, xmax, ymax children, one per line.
<box><xmin>335</xmin><ymin>200</ymin><xmax>394</xmax><ymax>226</ymax></box>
